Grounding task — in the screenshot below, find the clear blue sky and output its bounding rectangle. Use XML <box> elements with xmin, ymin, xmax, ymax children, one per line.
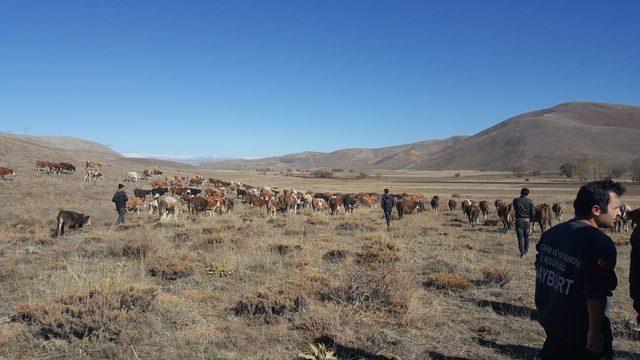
<box><xmin>1</xmin><ymin>1</ymin><xmax>639</xmax><ymax>158</ymax></box>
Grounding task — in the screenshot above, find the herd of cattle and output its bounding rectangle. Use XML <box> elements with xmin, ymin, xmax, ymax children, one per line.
<box><xmin>2</xmin><ymin>161</ymin><xmax>640</xmax><ymax>237</ymax></box>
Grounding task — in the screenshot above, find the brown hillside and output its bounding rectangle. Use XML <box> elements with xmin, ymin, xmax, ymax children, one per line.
<box><xmin>414</xmin><ymin>102</ymin><xmax>640</xmax><ymax>171</ymax></box>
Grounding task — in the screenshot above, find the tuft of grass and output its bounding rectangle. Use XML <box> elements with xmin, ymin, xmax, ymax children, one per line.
<box><xmin>148</xmin><ymin>250</ymin><xmax>198</xmax><ymax>280</ymax></box>
<box><xmin>425</xmin><ymin>272</ymin><xmax>472</xmax><ymax>290</ymax></box>
<box><xmin>482</xmin><ymin>266</ymin><xmax>511</xmax><ymax>286</ymax></box>
<box><xmin>204</xmin><ymin>260</ymin><xmax>234</xmax><ymax>278</ymax></box>
<box><xmin>298</xmin><ymin>343</ymin><xmax>337</xmax><ymax>360</ymax></box>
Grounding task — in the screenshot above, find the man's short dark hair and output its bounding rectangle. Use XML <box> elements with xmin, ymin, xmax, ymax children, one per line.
<box><xmin>520</xmin><ymin>188</ymin><xmax>529</xmax><ymax>196</ymax></box>
<box><xmin>573</xmin><ymin>179</ymin><xmax>625</xmax><ymax>218</ymax></box>
<box><xmin>384</xmin><ymin>188</ymin><xmax>389</xmax><ymax>194</ymax></box>
<box><xmin>118</xmin><ymin>184</ymin><xmax>125</xmax><ymax>190</ymax></box>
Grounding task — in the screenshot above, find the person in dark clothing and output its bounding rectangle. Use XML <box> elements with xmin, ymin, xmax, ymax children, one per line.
<box><xmin>380</xmin><ymin>188</ymin><xmax>394</xmax><ymax>230</ymax></box>
<box><xmin>112</xmin><ymin>184</ymin><xmax>128</xmax><ymax>225</ymax></box>
<box><xmin>513</xmin><ymin>187</ymin><xmax>535</xmax><ymax>258</ymax></box>
<box><xmin>631</xmin><ymin>225</ymin><xmax>640</xmax><ymax>326</ymax></box>
<box><xmin>535</xmin><ymin>179</ymin><xmax>625</xmax><ymax>359</ymax></box>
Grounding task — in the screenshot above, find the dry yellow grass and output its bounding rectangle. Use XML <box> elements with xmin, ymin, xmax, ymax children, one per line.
<box><xmin>0</xmin><ymin>167</ymin><xmax>638</xmax><ymax>359</ymax></box>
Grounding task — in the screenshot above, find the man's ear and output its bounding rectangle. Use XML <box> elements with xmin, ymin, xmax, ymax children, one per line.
<box><xmin>591</xmin><ymin>205</ymin><xmax>602</xmax><ymax>216</ymax></box>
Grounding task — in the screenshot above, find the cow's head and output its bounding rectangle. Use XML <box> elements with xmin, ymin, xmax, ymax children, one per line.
<box><xmin>81</xmin><ymin>214</ymin><xmax>91</xmax><ymax>226</ymax></box>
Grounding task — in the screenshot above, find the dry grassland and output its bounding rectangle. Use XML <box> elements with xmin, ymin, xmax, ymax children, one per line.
<box><xmin>0</xmin><ymin>168</ymin><xmax>639</xmax><ymax>359</ymax></box>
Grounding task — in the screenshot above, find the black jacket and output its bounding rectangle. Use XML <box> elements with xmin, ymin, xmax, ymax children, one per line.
<box><xmin>513</xmin><ymin>196</ymin><xmax>535</xmax><ymax>220</ymax></box>
<box><xmin>631</xmin><ymin>226</ymin><xmax>640</xmax><ymax>317</ymax></box>
<box><xmin>381</xmin><ymin>194</ymin><xmax>394</xmax><ymax>212</ymax></box>
<box><xmin>112</xmin><ymin>191</ymin><xmax>128</xmax><ymax>209</ymax></box>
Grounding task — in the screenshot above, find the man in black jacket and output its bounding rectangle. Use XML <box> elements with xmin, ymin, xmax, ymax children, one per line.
<box><xmin>535</xmin><ymin>179</ymin><xmax>624</xmax><ymax>359</ymax></box>
<box><xmin>380</xmin><ymin>188</ymin><xmax>394</xmax><ymax>231</ymax></box>
<box><xmin>112</xmin><ymin>183</ymin><xmax>128</xmax><ymax>225</ymax></box>
<box><xmin>513</xmin><ymin>187</ymin><xmax>535</xmax><ymax>258</ymax></box>
<box><xmin>631</xmin><ymin>225</ymin><xmax>640</xmax><ymax>327</ymax></box>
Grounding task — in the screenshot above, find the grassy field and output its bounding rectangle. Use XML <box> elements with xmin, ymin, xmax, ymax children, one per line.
<box><xmin>0</xmin><ymin>168</ymin><xmax>638</xmax><ymax>359</ymax></box>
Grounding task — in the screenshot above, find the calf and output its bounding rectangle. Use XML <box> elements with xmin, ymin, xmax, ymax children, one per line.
<box><xmin>186</xmin><ymin>196</ymin><xmax>209</xmax><ymax>215</ymax></box>
<box><xmin>329</xmin><ymin>195</ymin><xmax>343</xmax><ymax>215</ymax></box>
<box><xmin>126</xmin><ymin>198</ymin><xmax>145</xmax><ymax>214</ymax></box>
<box><xmin>157</xmin><ymin>195</ymin><xmax>182</xmax><ymax>221</ymax></box>
<box><xmin>551</xmin><ymin>202</ymin><xmax>565</xmax><ymax>222</ymax></box>
<box><xmin>468</xmin><ymin>204</ymin><xmax>481</xmax><ymax>227</ymax></box>
<box><xmin>532</xmin><ymin>204</ymin><xmax>552</xmax><ymax>233</ymax></box>
<box><xmin>0</xmin><ymin>166</ymin><xmax>16</xmax><ymax>180</ymax></box>
<box><xmin>56</xmin><ymin>210</ymin><xmax>91</xmax><ymax>237</ymax></box>
<box><xmin>342</xmin><ymin>194</ymin><xmax>357</xmax><ymax>213</ymax></box>
<box><xmin>479</xmin><ymin>200</ymin><xmax>490</xmax><ymax>220</ymax></box>
<box><xmin>84</xmin><ymin>170</ymin><xmax>103</xmax><ymax>182</ymax></box>
<box><xmin>151</xmin><ymin>187</ymin><xmax>168</xmax><ymax>197</ymax></box>
<box><xmin>448</xmin><ymin>199</ymin><xmax>457</xmax><ymax>211</ymax></box>
<box><xmin>498</xmin><ymin>203</ymin><xmax>514</xmax><ymax>229</ymax></box>
<box><xmin>58</xmin><ymin>162</ymin><xmax>76</xmax><ymax>174</ymax></box>
<box><xmin>134</xmin><ymin>188</ymin><xmax>152</xmax><ymax>200</ymax></box>
<box><xmin>430</xmin><ymin>196</ymin><xmax>440</xmax><ymax>213</ymax></box>
<box><xmin>312</xmin><ymin>198</ymin><xmax>328</xmax><ymax>212</ymax></box>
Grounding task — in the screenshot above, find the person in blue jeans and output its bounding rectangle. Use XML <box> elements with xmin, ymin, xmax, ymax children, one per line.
<box><xmin>380</xmin><ymin>188</ymin><xmax>394</xmax><ymax>231</ymax></box>
<box><xmin>512</xmin><ymin>187</ymin><xmax>535</xmax><ymax>258</ymax></box>
<box><xmin>112</xmin><ymin>183</ymin><xmax>128</xmax><ymax>225</ymax></box>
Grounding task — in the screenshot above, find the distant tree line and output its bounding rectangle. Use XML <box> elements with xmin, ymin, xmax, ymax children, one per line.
<box><xmin>559</xmin><ymin>157</ymin><xmax>640</xmax><ymax>183</ymax></box>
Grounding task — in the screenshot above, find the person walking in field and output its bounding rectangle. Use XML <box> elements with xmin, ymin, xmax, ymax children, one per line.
<box><xmin>381</xmin><ymin>188</ymin><xmax>394</xmax><ymax>231</ymax></box>
<box><xmin>535</xmin><ymin>179</ymin><xmax>624</xmax><ymax>359</ymax></box>
<box><xmin>112</xmin><ymin>183</ymin><xmax>128</xmax><ymax>225</ymax></box>
<box><xmin>513</xmin><ymin>187</ymin><xmax>535</xmax><ymax>258</ymax></box>
<box><xmin>630</xmin><ymin>220</ymin><xmax>640</xmax><ymax>329</ymax></box>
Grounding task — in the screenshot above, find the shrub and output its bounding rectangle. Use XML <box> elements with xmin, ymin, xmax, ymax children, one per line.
<box><xmin>148</xmin><ymin>250</ymin><xmax>198</xmax><ymax>280</ymax></box>
<box><xmin>11</xmin><ymin>284</ymin><xmax>157</xmax><ymax>341</ymax></box>
<box><xmin>311</xmin><ymin>169</ymin><xmax>334</xmax><ymax>178</ymax></box>
<box><xmin>481</xmin><ymin>267</ymin><xmax>511</xmax><ymax>286</ymax></box>
<box><xmin>355</xmin><ymin>172</ymin><xmax>369</xmax><ymax>179</ymax></box>
<box><xmin>424</xmin><ymin>272</ymin><xmax>471</xmax><ymax>290</ymax></box>
<box><xmin>454</xmin><ymin>173</ymin><xmax>461</xmax><ymax>178</ymax></box>
<box><xmin>233</xmin><ymin>285</ymin><xmax>308</xmax><ymax>324</ymax></box>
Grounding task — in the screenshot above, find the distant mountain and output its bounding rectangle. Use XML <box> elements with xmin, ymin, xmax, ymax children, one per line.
<box><xmin>199</xmin><ymin>137</ymin><xmax>468</xmax><ymax>170</ymax></box>
<box><xmin>199</xmin><ymin>102</ymin><xmax>640</xmax><ymax>171</ymax></box>
<box><xmin>123</xmin><ymin>154</ymin><xmax>230</xmax><ymax>166</ymax></box>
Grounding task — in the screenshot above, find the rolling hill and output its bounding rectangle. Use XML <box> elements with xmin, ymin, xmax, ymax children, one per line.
<box><xmin>200</xmin><ymin>102</ymin><xmax>640</xmax><ymax>171</ymax></box>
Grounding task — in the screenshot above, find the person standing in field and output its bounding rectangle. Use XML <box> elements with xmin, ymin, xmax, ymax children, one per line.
<box><xmin>112</xmin><ymin>183</ymin><xmax>128</xmax><ymax>225</ymax></box>
<box><xmin>381</xmin><ymin>188</ymin><xmax>394</xmax><ymax>231</ymax></box>
<box><xmin>535</xmin><ymin>179</ymin><xmax>624</xmax><ymax>359</ymax></box>
<box><xmin>513</xmin><ymin>187</ymin><xmax>535</xmax><ymax>258</ymax></box>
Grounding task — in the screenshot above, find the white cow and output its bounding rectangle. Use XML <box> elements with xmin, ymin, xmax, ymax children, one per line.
<box><xmin>126</xmin><ymin>171</ymin><xmax>138</xmax><ymax>182</ymax></box>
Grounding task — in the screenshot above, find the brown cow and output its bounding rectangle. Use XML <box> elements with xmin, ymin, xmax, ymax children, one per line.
<box><xmin>397</xmin><ymin>197</ymin><xmax>426</xmax><ymax>219</ymax></box>
<box><xmin>551</xmin><ymin>202</ymin><xmax>565</xmax><ymax>222</ymax></box>
<box><xmin>448</xmin><ymin>199</ymin><xmax>457</xmax><ymax>211</ymax></box>
<box><xmin>56</xmin><ymin>210</ymin><xmax>91</xmax><ymax>237</ymax></box>
<box><xmin>329</xmin><ymin>195</ymin><xmax>343</xmax><ymax>215</ymax></box>
<box><xmin>126</xmin><ymin>198</ymin><xmax>145</xmax><ymax>214</ymax></box>
<box><xmin>494</xmin><ymin>199</ymin><xmax>504</xmax><ymax>211</ymax></box>
<box><xmin>0</xmin><ymin>166</ymin><xmax>15</xmax><ymax>180</ymax></box>
<box><xmin>614</xmin><ymin>204</ymin><xmax>633</xmax><ymax>233</ymax></box>
<box><xmin>84</xmin><ymin>170</ymin><xmax>103</xmax><ymax>182</ymax></box>
<box><xmin>246</xmin><ymin>193</ymin><xmax>270</xmax><ymax>211</ymax></box>
<box><xmin>468</xmin><ymin>203</ymin><xmax>481</xmax><ymax>227</ymax></box>
<box><xmin>498</xmin><ymin>203</ymin><xmax>514</xmax><ymax>229</ymax></box>
<box><xmin>479</xmin><ymin>200</ymin><xmax>490</xmax><ymax>220</ymax></box>
<box><xmin>150</xmin><ymin>180</ymin><xmax>167</xmax><ymax>189</ymax></box>
<box><xmin>312</xmin><ymin>198</ymin><xmax>328</xmax><ymax>212</ymax></box>
<box><xmin>461</xmin><ymin>199</ymin><xmax>471</xmax><ymax>214</ymax></box>
<box><xmin>170</xmin><ymin>184</ymin><xmax>188</xmax><ymax>196</ymax></box>
<box><xmin>532</xmin><ymin>204</ymin><xmax>552</xmax><ymax>233</ymax></box>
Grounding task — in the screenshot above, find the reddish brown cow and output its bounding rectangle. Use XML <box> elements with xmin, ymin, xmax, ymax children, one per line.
<box><xmin>532</xmin><ymin>204</ymin><xmax>552</xmax><ymax>233</ymax></box>
<box><xmin>479</xmin><ymin>200</ymin><xmax>490</xmax><ymax>219</ymax></box>
<box><xmin>150</xmin><ymin>180</ymin><xmax>167</xmax><ymax>189</ymax></box>
<box><xmin>498</xmin><ymin>203</ymin><xmax>514</xmax><ymax>229</ymax></box>
<box><xmin>0</xmin><ymin>166</ymin><xmax>15</xmax><ymax>180</ymax></box>
<box><xmin>329</xmin><ymin>195</ymin><xmax>343</xmax><ymax>215</ymax></box>
<box><xmin>397</xmin><ymin>197</ymin><xmax>426</xmax><ymax>219</ymax></box>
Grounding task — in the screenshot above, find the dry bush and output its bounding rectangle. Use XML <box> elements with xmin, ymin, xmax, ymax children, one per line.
<box><xmin>271</xmin><ymin>243</ymin><xmax>303</xmax><ymax>255</ymax></box>
<box><xmin>481</xmin><ymin>266</ymin><xmax>511</xmax><ymax>286</ymax></box>
<box><xmin>147</xmin><ymin>250</ymin><xmax>198</xmax><ymax>280</ymax></box>
<box><xmin>233</xmin><ymin>285</ymin><xmax>308</xmax><ymax>324</ymax></box>
<box><xmin>424</xmin><ymin>272</ymin><xmax>472</xmax><ymax>290</ymax></box>
<box><xmin>335</xmin><ymin>221</ymin><xmax>376</xmax><ymax>233</ymax></box>
<box><xmin>322</xmin><ymin>249</ymin><xmax>349</xmax><ymax>262</ymax></box>
<box><xmin>11</xmin><ymin>284</ymin><xmax>157</xmax><ymax>341</ymax></box>
<box><xmin>451</xmin><ymin>193</ymin><xmax>462</xmax><ymax>198</ymax></box>
<box><xmin>356</xmin><ymin>240</ymin><xmax>400</xmax><ymax>264</ymax></box>
<box><xmin>109</xmin><ymin>237</ymin><xmax>156</xmax><ymax>259</ymax></box>
<box><xmin>318</xmin><ymin>264</ymin><xmax>411</xmax><ymax>315</ymax></box>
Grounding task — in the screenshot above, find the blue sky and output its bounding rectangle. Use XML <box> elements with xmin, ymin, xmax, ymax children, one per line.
<box><xmin>1</xmin><ymin>1</ymin><xmax>639</xmax><ymax>158</ymax></box>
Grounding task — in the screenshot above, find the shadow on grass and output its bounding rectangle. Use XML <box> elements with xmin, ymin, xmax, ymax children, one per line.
<box><xmin>428</xmin><ymin>352</ymin><xmax>473</xmax><ymax>360</ymax></box>
<box><xmin>474</xmin><ymin>300</ymin><xmax>538</xmax><ymax>321</ymax></box>
<box><xmin>476</xmin><ymin>338</ymin><xmax>539</xmax><ymax>359</ymax></box>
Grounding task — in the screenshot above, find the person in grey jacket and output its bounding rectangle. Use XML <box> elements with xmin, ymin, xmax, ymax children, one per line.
<box><xmin>513</xmin><ymin>187</ymin><xmax>535</xmax><ymax>258</ymax></box>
